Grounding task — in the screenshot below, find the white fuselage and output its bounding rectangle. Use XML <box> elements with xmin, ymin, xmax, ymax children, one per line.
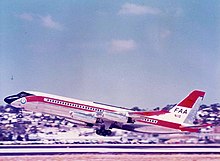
<box><xmin>8</xmin><ymin>90</ymin><xmax>202</xmax><ymax>134</ymax></box>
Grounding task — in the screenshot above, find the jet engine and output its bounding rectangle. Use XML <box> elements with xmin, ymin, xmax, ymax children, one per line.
<box><xmin>69</xmin><ymin>111</ymin><xmax>97</xmax><ymax>124</ymax></box>
<box><xmin>103</xmin><ymin>112</ymin><xmax>129</xmax><ymax>123</ymax></box>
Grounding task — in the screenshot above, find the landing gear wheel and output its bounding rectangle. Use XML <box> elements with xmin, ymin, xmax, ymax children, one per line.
<box><xmin>102</xmin><ymin>131</ymin><xmax>107</xmax><ymax>136</ymax></box>
<box><xmin>106</xmin><ymin>130</ymin><xmax>112</xmax><ymax>136</ymax></box>
<box><xmin>96</xmin><ymin>129</ymin><xmax>112</xmax><ymax>136</ymax></box>
<box><xmin>96</xmin><ymin>129</ymin><xmax>101</xmax><ymax>135</ymax></box>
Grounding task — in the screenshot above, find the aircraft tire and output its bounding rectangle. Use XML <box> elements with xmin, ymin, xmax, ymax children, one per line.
<box><xmin>96</xmin><ymin>129</ymin><xmax>112</xmax><ymax>136</ymax></box>
<box><xmin>96</xmin><ymin>129</ymin><xmax>101</xmax><ymax>135</ymax></box>
<box><xmin>102</xmin><ymin>130</ymin><xmax>107</xmax><ymax>136</ymax></box>
<box><xmin>106</xmin><ymin>130</ymin><xmax>112</xmax><ymax>136</ymax></box>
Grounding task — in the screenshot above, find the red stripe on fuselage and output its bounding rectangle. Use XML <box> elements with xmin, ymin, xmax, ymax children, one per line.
<box><xmin>137</xmin><ymin>118</ymin><xmax>179</xmax><ymax>129</ymax></box>
<box><xmin>137</xmin><ymin>118</ymin><xmax>199</xmax><ymax>132</ymax></box>
<box><xmin>25</xmin><ymin>96</ymin><xmax>115</xmax><ymax>112</ymax></box>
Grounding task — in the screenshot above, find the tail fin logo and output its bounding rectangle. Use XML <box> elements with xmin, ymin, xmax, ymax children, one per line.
<box><xmin>174</xmin><ymin>107</ymin><xmax>188</xmax><ymax>114</ymax></box>
<box><xmin>152</xmin><ymin>90</ymin><xmax>205</xmax><ymax>125</ymax></box>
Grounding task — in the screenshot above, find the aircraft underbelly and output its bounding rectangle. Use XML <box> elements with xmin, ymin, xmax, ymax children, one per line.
<box><xmin>23</xmin><ymin>102</ymin><xmax>98</xmax><ymax>126</ymax></box>
<box><xmin>133</xmin><ymin>124</ymin><xmax>181</xmax><ymax>134</ymax></box>
<box><xmin>24</xmin><ymin>102</ymin><xmax>71</xmax><ymax>119</ymax></box>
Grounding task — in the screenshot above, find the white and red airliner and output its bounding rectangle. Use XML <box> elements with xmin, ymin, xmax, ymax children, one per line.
<box><xmin>4</xmin><ymin>90</ymin><xmax>208</xmax><ymax>136</ymax></box>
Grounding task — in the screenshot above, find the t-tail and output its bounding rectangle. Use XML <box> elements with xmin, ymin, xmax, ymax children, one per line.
<box><xmin>150</xmin><ymin>90</ymin><xmax>205</xmax><ymax>125</ymax></box>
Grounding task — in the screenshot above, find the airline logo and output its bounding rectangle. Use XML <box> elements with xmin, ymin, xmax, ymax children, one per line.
<box><xmin>173</xmin><ymin>107</ymin><xmax>189</xmax><ymax>114</ymax></box>
<box><xmin>20</xmin><ymin>98</ymin><xmax>27</xmax><ymax>104</ymax></box>
<box><xmin>170</xmin><ymin>106</ymin><xmax>190</xmax><ymax>118</ymax></box>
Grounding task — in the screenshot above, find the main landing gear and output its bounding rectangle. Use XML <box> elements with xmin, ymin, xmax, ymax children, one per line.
<box><xmin>96</xmin><ymin>127</ymin><xmax>112</xmax><ymax>136</ymax></box>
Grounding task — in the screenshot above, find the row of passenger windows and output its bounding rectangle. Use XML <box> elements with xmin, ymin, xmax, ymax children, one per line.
<box><xmin>142</xmin><ymin>118</ymin><xmax>158</xmax><ymax>124</ymax></box>
<box><xmin>44</xmin><ymin>98</ymin><xmax>104</xmax><ymax>112</ymax></box>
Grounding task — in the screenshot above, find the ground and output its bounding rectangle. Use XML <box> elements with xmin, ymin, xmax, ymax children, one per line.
<box><xmin>1</xmin><ymin>154</ymin><xmax>220</xmax><ymax>161</ymax></box>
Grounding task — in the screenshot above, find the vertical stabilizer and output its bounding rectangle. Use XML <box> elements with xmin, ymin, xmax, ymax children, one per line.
<box><xmin>151</xmin><ymin>90</ymin><xmax>205</xmax><ymax>125</ymax></box>
<box><xmin>168</xmin><ymin>90</ymin><xmax>205</xmax><ymax>124</ymax></box>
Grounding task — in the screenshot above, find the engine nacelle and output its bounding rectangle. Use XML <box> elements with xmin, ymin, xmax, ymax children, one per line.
<box><xmin>69</xmin><ymin>111</ymin><xmax>97</xmax><ymax>124</ymax></box>
<box><xmin>103</xmin><ymin>112</ymin><xmax>128</xmax><ymax>123</ymax></box>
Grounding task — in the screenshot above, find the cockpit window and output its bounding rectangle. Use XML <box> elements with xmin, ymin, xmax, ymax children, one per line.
<box><xmin>4</xmin><ymin>91</ymin><xmax>33</xmax><ymax>104</ymax></box>
<box><xmin>18</xmin><ymin>92</ymin><xmax>33</xmax><ymax>98</ymax></box>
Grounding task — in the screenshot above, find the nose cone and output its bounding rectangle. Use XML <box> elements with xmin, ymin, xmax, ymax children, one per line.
<box><xmin>4</xmin><ymin>95</ymin><xmax>20</xmax><ymax>104</ymax></box>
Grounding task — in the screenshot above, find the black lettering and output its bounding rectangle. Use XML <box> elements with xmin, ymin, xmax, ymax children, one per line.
<box><xmin>174</xmin><ymin>108</ymin><xmax>179</xmax><ymax>112</ymax></box>
<box><xmin>178</xmin><ymin>109</ymin><xmax>183</xmax><ymax>113</ymax></box>
<box><xmin>183</xmin><ymin>109</ymin><xmax>187</xmax><ymax>114</ymax></box>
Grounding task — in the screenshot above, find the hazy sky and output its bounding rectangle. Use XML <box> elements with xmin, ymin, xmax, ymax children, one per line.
<box><xmin>1</xmin><ymin>0</ymin><xmax>220</xmax><ymax>109</ymax></box>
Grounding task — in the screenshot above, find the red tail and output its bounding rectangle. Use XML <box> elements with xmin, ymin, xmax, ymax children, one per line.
<box><xmin>177</xmin><ymin>90</ymin><xmax>205</xmax><ymax>108</ymax></box>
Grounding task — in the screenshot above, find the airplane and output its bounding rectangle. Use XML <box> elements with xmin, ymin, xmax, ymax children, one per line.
<box><xmin>4</xmin><ymin>90</ymin><xmax>209</xmax><ymax>136</ymax></box>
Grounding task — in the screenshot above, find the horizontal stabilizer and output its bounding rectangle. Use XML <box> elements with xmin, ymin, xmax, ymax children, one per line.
<box><xmin>129</xmin><ymin>110</ymin><xmax>169</xmax><ymax>117</ymax></box>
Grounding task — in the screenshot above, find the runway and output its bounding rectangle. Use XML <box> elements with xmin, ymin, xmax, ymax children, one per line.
<box><xmin>1</xmin><ymin>154</ymin><xmax>220</xmax><ymax>161</ymax></box>
<box><xmin>0</xmin><ymin>144</ymin><xmax>220</xmax><ymax>155</ymax></box>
